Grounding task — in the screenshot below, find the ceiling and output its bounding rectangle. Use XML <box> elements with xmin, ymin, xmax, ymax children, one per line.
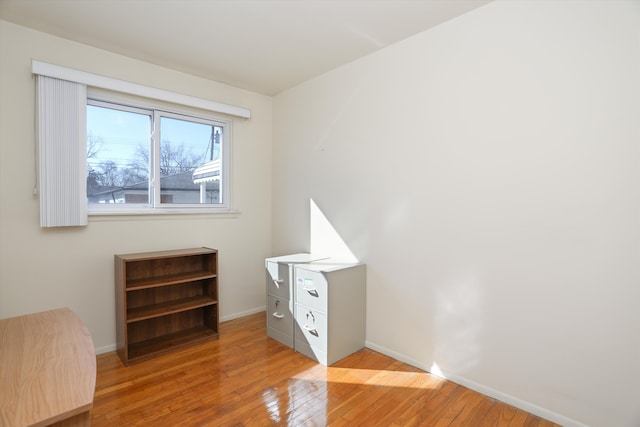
<box><xmin>0</xmin><ymin>0</ymin><xmax>491</xmax><ymax>95</ymax></box>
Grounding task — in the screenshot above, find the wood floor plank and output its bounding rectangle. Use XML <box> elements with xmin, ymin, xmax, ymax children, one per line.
<box><xmin>91</xmin><ymin>312</ymin><xmax>560</xmax><ymax>426</ymax></box>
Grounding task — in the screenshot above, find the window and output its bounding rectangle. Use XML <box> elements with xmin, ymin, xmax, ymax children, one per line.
<box><xmin>86</xmin><ymin>98</ymin><xmax>230</xmax><ymax>212</ymax></box>
<box><xmin>33</xmin><ymin>60</ymin><xmax>249</xmax><ymax>225</ymax></box>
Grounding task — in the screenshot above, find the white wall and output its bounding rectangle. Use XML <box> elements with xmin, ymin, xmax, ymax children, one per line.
<box><xmin>0</xmin><ymin>21</ymin><xmax>272</xmax><ymax>353</ymax></box>
<box><xmin>273</xmin><ymin>1</ymin><xmax>640</xmax><ymax>426</ymax></box>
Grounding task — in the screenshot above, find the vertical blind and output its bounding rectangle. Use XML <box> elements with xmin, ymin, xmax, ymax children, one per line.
<box><xmin>37</xmin><ymin>75</ymin><xmax>88</xmax><ymax>227</ymax></box>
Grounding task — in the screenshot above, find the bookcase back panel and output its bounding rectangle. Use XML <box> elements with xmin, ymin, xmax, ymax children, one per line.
<box><xmin>127</xmin><ymin>310</ymin><xmax>204</xmax><ymax>343</ymax></box>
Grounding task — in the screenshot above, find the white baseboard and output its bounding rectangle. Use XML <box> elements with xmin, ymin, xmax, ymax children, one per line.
<box><xmin>95</xmin><ymin>343</ymin><xmax>117</xmax><ymax>355</ymax></box>
<box><xmin>365</xmin><ymin>340</ymin><xmax>587</xmax><ymax>427</ymax></box>
<box><xmin>220</xmin><ymin>305</ymin><xmax>265</xmax><ymax>322</ymax></box>
<box><xmin>365</xmin><ymin>340</ymin><xmax>431</xmax><ymax>371</ymax></box>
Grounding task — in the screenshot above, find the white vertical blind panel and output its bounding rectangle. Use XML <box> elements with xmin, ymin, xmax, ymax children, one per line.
<box><xmin>38</xmin><ymin>76</ymin><xmax>88</xmax><ymax>227</ymax></box>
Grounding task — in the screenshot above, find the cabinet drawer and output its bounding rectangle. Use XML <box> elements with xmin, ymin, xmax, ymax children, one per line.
<box><xmin>265</xmin><ymin>261</ymin><xmax>290</xmax><ymax>299</ymax></box>
<box><xmin>294</xmin><ymin>268</ymin><xmax>327</xmax><ymax>312</ymax></box>
<box><xmin>294</xmin><ymin>303</ymin><xmax>327</xmax><ymax>353</ymax></box>
<box><xmin>266</xmin><ymin>295</ymin><xmax>293</xmax><ymax>336</ymax></box>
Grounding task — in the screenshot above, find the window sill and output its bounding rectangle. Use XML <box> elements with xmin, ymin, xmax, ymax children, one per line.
<box><xmin>88</xmin><ymin>208</ymin><xmax>241</xmax><ymax>221</ymax></box>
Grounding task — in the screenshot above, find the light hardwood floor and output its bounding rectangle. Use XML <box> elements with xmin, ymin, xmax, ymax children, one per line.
<box><xmin>92</xmin><ymin>312</ymin><xmax>559</xmax><ymax>426</ymax></box>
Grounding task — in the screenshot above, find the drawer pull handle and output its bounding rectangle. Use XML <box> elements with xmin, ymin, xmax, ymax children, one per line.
<box><xmin>272</xmin><ymin>312</ymin><xmax>284</xmax><ymax>319</ymax></box>
<box><xmin>273</xmin><ymin>279</ymin><xmax>284</xmax><ymax>288</ymax></box>
<box><xmin>303</xmin><ymin>287</ymin><xmax>319</xmax><ymax>297</ymax></box>
<box><xmin>304</xmin><ymin>324</ymin><xmax>319</xmax><ymax>337</ymax></box>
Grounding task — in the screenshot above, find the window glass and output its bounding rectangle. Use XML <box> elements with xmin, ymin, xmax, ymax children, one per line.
<box><xmin>86</xmin><ymin>99</ymin><xmax>229</xmax><ymax>211</ymax></box>
<box><xmin>158</xmin><ymin>116</ymin><xmax>223</xmax><ymax>205</ymax></box>
<box><xmin>86</xmin><ymin>103</ymin><xmax>151</xmax><ymax>204</ymax></box>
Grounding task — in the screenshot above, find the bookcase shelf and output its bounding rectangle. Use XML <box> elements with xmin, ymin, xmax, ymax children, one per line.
<box><xmin>126</xmin><ymin>271</ymin><xmax>217</xmax><ymax>291</ymax></box>
<box><xmin>115</xmin><ymin>248</ymin><xmax>219</xmax><ymax>366</ymax></box>
<box><xmin>127</xmin><ymin>295</ymin><xmax>218</xmax><ymax>323</ymax></box>
<box><xmin>127</xmin><ymin>326</ymin><xmax>217</xmax><ymax>362</ymax></box>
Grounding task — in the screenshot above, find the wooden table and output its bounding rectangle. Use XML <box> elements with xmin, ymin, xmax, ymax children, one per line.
<box><xmin>0</xmin><ymin>308</ymin><xmax>96</xmax><ymax>427</ymax></box>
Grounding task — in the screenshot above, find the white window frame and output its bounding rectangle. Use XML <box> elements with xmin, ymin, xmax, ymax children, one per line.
<box><xmin>87</xmin><ymin>91</ymin><xmax>233</xmax><ymax>214</ymax></box>
<box><xmin>152</xmin><ymin>110</ymin><xmax>230</xmax><ymax>210</ymax></box>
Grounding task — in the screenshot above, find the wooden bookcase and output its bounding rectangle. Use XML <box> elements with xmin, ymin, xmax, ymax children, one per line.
<box><xmin>115</xmin><ymin>247</ymin><xmax>218</xmax><ymax>366</ymax></box>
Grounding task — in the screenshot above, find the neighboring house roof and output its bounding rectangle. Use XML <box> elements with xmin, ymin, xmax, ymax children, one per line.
<box><xmin>89</xmin><ymin>170</ymin><xmax>217</xmax><ymax>197</ymax></box>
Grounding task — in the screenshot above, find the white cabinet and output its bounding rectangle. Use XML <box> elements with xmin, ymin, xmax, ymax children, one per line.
<box><xmin>265</xmin><ymin>253</ymin><xmax>326</xmax><ymax>348</ymax></box>
<box><xmin>293</xmin><ymin>262</ymin><xmax>366</xmax><ymax>366</ymax></box>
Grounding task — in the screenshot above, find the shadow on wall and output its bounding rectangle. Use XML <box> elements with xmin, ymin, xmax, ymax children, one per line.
<box><xmin>309</xmin><ymin>197</ymin><xmax>483</xmax><ymax>381</ymax></box>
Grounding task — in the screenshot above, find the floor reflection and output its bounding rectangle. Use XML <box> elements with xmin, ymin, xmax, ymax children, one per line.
<box><xmin>262</xmin><ymin>363</ymin><xmax>442</xmax><ymax>426</ymax></box>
